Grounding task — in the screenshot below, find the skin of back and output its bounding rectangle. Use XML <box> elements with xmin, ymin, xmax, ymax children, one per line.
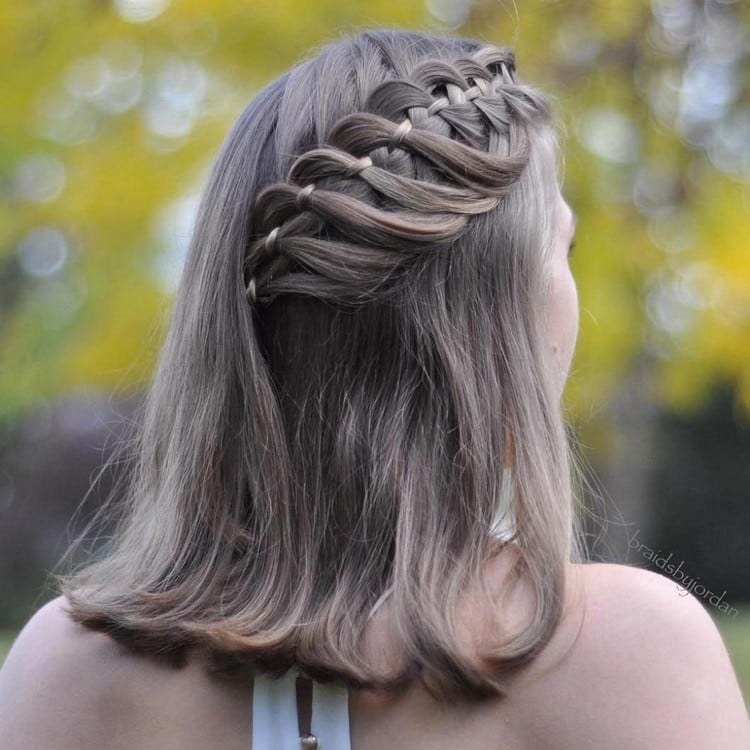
<box><xmin>0</xmin><ymin>561</ymin><xmax>748</xmax><ymax>750</ymax></box>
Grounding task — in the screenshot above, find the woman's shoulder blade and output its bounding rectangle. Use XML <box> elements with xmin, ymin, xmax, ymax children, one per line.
<box><xmin>505</xmin><ymin>561</ymin><xmax>750</xmax><ymax>749</ymax></box>
<box><xmin>0</xmin><ymin>594</ymin><xmax>254</xmax><ymax>750</ymax></box>
<box><xmin>2</xmin><ymin>575</ymin><xmax>748</xmax><ymax>750</ymax></box>
<box><xmin>0</xmin><ymin>595</ymin><xmax>129</xmax><ymax>749</ymax></box>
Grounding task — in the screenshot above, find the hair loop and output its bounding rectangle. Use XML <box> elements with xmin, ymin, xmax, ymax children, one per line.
<box><xmin>344</xmin><ymin>155</ymin><xmax>373</xmax><ymax>179</ymax></box>
<box><xmin>499</xmin><ymin>62</ymin><xmax>515</xmax><ymax>84</ymax></box>
<box><xmin>296</xmin><ymin>183</ymin><xmax>316</xmax><ymax>211</ymax></box>
<box><xmin>426</xmin><ymin>96</ymin><xmax>450</xmax><ymax>117</ymax></box>
<box><xmin>472</xmin><ymin>77</ymin><xmax>491</xmax><ymax>96</ymax></box>
<box><xmin>264</xmin><ymin>226</ymin><xmax>280</xmax><ymax>255</ymax></box>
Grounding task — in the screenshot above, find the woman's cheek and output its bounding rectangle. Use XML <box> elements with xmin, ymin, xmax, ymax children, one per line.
<box><xmin>546</xmin><ymin>264</ymin><xmax>579</xmax><ymax>390</ymax></box>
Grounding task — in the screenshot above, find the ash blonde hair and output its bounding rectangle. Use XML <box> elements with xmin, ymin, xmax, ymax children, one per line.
<box><xmin>55</xmin><ymin>28</ymin><xmax>583</xmax><ymax>701</ymax></box>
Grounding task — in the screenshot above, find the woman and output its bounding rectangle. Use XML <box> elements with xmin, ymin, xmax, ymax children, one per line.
<box><xmin>1</xmin><ymin>28</ymin><xmax>747</xmax><ymax>749</ymax></box>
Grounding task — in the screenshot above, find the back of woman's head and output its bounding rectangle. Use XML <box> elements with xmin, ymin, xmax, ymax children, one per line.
<box><xmin>56</xmin><ymin>27</ymin><xmax>582</xmax><ymax>702</ymax></box>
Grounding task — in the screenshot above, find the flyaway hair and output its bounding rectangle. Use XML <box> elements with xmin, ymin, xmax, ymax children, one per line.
<box><xmin>54</xmin><ymin>28</ymin><xmax>584</xmax><ymax>702</ymax></box>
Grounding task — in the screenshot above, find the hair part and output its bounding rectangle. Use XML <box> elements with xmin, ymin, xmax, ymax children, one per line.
<box><xmin>54</xmin><ymin>27</ymin><xmax>584</xmax><ymax>702</ymax></box>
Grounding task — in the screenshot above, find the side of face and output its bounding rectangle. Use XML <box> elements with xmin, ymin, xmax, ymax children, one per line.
<box><xmin>545</xmin><ymin>191</ymin><xmax>579</xmax><ymax>397</ymax></box>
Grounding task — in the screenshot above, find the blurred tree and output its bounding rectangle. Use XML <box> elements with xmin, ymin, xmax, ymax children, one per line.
<box><xmin>477</xmin><ymin>2</ymin><xmax>749</xmax><ymax>402</ymax></box>
<box><xmin>650</xmin><ymin>379</ymin><xmax>750</xmax><ymax>601</ymax></box>
<box><xmin>1</xmin><ymin>1</ymin><xmax>748</xmax><ymax>563</ymax></box>
<box><xmin>462</xmin><ymin>0</ymin><xmax>749</xmax><ymax>556</ymax></box>
<box><xmin>0</xmin><ymin>0</ymin><xmax>427</xmax><ymax>422</ymax></box>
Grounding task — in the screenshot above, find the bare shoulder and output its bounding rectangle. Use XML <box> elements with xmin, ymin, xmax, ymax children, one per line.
<box><xmin>0</xmin><ymin>595</ymin><xmax>137</xmax><ymax>749</ymax></box>
<box><xmin>0</xmin><ymin>595</ymin><xmax>253</xmax><ymax>750</ymax></box>
<box><xmin>509</xmin><ymin>562</ymin><xmax>750</xmax><ymax>749</ymax></box>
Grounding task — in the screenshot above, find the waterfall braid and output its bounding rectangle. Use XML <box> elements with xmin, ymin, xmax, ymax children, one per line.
<box><xmin>244</xmin><ymin>47</ymin><xmax>543</xmax><ymax>307</ymax></box>
<box><xmin>54</xmin><ymin>29</ymin><xmax>583</xmax><ymax>702</ymax></box>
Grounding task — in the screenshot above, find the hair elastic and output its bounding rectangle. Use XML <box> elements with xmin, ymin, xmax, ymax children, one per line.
<box><xmin>295</xmin><ymin>183</ymin><xmax>316</xmax><ymax>211</ymax></box>
<box><xmin>264</xmin><ymin>226</ymin><xmax>280</xmax><ymax>255</ymax></box>
<box><xmin>246</xmin><ymin>276</ymin><xmax>257</xmax><ymax>303</ymax></box>
<box><xmin>388</xmin><ymin>118</ymin><xmax>412</xmax><ymax>152</ymax></box>
<box><xmin>247</xmin><ymin>226</ymin><xmax>281</xmax><ymax>303</ymax></box>
<box><xmin>345</xmin><ymin>155</ymin><xmax>373</xmax><ymax>179</ymax></box>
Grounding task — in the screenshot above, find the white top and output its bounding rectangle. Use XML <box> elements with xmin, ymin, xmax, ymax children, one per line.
<box><xmin>250</xmin><ymin>468</ymin><xmax>516</xmax><ymax>749</ymax></box>
<box><xmin>251</xmin><ymin>583</ymin><xmax>394</xmax><ymax>750</ymax></box>
<box><xmin>252</xmin><ymin>669</ymin><xmax>353</xmax><ymax>749</ymax></box>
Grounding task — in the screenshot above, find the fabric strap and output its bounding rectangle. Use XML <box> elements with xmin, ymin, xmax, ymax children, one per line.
<box><xmin>310</xmin><ymin>680</ymin><xmax>352</xmax><ymax>749</ymax></box>
<box><xmin>251</xmin><ymin>588</ymin><xmax>393</xmax><ymax>748</ymax></box>
<box><xmin>251</xmin><ymin>670</ymin><xmax>352</xmax><ymax>749</ymax></box>
<box><xmin>252</xmin><ymin>670</ymin><xmax>302</xmax><ymax>750</ymax></box>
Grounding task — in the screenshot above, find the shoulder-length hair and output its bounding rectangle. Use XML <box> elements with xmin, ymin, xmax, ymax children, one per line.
<box><xmin>55</xmin><ymin>27</ymin><xmax>584</xmax><ymax>701</ymax></box>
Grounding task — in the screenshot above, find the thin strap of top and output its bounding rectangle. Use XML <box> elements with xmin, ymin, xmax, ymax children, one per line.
<box><xmin>309</xmin><ymin>679</ymin><xmax>351</xmax><ymax>749</ymax></box>
<box><xmin>250</xmin><ymin>468</ymin><xmax>516</xmax><ymax>749</ymax></box>
<box><xmin>252</xmin><ymin>670</ymin><xmax>301</xmax><ymax>750</ymax></box>
<box><xmin>251</xmin><ymin>585</ymin><xmax>395</xmax><ymax>750</ymax></box>
<box><xmin>250</xmin><ymin>465</ymin><xmax>517</xmax><ymax>749</ymax></box>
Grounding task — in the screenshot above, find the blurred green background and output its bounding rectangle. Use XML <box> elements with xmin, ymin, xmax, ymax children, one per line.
<box><xmin>1</xmin><ymin>0</ymin><xmax>748</xmax><ymax>703</ymax></box>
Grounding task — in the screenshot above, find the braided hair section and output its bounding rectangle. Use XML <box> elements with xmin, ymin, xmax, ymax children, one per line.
<box><xmin>244</xmin><ymin>46</ymin><xmax>552</xmax><ymax>306</ymax></box>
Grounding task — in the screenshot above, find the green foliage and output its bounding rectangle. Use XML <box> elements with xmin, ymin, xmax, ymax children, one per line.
<box><xmin>0</xmin><ymin>1</ymin><xmax>428</xmax><ymax>421</ymax></box>
<box><xmin>714</xmin><ymin>610</ymin><xmax>750</xmax><ymax>707</ymax></box>
<box><xmin>463</xmin><ymin>1</ymin><xmax>750</xmax><ymax>430</ymax></box>
<box><xmin>1</xmin><ymin>0</ymin><xmax>749</xmax><ymax>438</ymax></box>
<box><xmin>0</xmin><ymin>631</ymin><xmax>17</xmax><ymax>666</ymax></box>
